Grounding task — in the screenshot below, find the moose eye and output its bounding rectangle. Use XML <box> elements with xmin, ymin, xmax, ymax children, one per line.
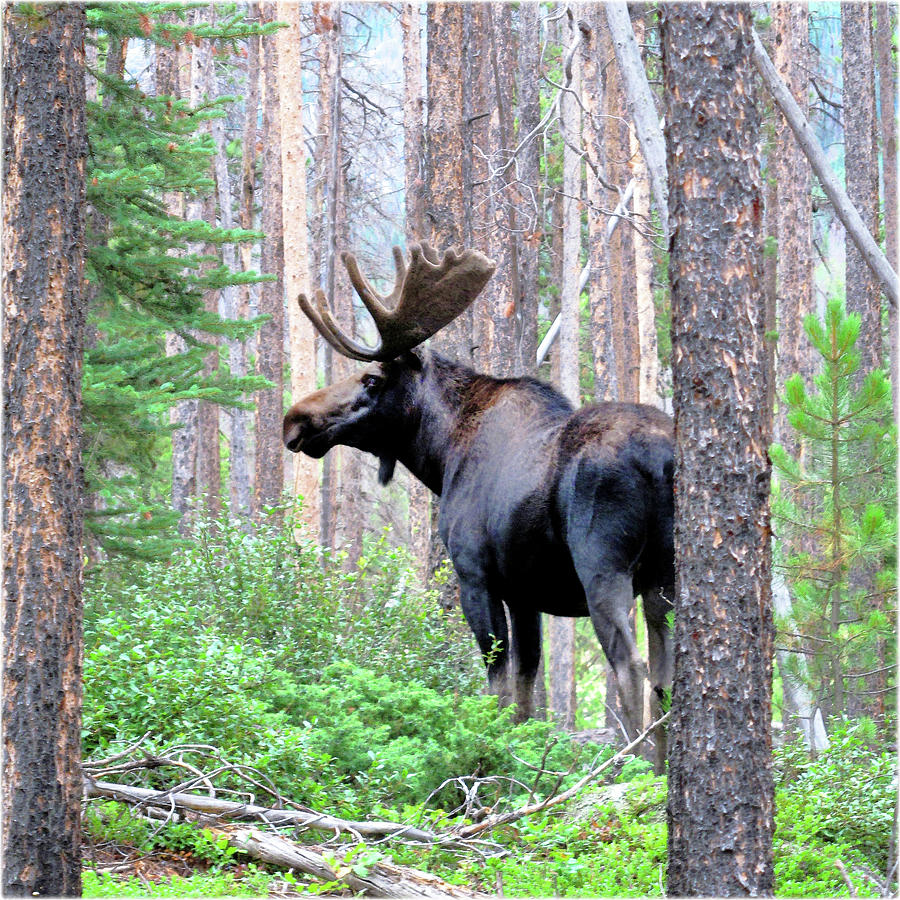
<box><xmin>361</xmin><ymin>373</ymin><xmax>383</xmax><ymax>391</ymax></box>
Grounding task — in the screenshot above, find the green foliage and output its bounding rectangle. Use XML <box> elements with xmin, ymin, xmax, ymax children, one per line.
<box><xmin>83</xmin><ymin>868</ymin><xmax>272</xmax><ymax>898</ymax></box>
<box><xmin>771</xmin><ymin>297</ymin><xmax>896</xmax><ymax>722</ymax></box>
<box><xmin>84</xmin><ymin>5</ymin><xmax>273</xmax><ymax>559</ymax></box>
<box><xmin>773</xmin><ymin>721</ymin><xmax>896</xmax><ymax>896</ymax></box>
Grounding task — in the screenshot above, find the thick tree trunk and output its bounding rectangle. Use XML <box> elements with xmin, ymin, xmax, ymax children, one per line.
<box><xmin>842</xmin><ymin>2</ymin><xmax>882</xmax><ymax>375</ymax></box>
<box><xmin>2</xmin><ymin>6</ymin><xmax>86</xmax><ymax>894</ymax></box>
<box><xmin>661</xmin><ymin>5</ymin><xmax>774</xmax><ymax>895</ymax></box>
<box><xmin>254</xmin><ymin>2</ymin><xmax>286</xmax><ymax>518</ymax></box>
<box><xmin>278</xmin><ymin>0</ymin><xmax>320</xmax><ymax>536</ymax></box>
<box><xmin>402</xmin><ymin>1</ymin><xmax>432</xmax><ymax>576</ymax></box>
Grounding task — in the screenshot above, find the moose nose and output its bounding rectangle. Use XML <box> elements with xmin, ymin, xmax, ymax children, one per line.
<box><xmin>283</xmin><ymin>414</ymin><xmax>308</xmax><ymax>453</ymax></box>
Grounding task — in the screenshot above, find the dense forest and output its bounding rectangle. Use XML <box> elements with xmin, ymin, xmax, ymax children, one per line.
<box><xmin>2</xmin><ymin>2</ymin><xmax>897</xmax><ymax>897</ymax></box>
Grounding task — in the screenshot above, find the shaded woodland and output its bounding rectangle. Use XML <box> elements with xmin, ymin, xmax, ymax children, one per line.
<box><xmin>2</xmin><ymin>2</ymin><xmax>897</xmax><ymax>897</ymax></box>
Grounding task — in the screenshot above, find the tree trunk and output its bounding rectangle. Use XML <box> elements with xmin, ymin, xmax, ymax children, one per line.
<box><xmin>750</xmin><ymin>28</ymin><xmax>898</xmax><ymax>308</ymax></box>
<box><xmin>234</xmin><ymin>2</ymin><xmax>259</xmax><ymax>519</ymax></box>
<box><xmin>603</xmin><ymin>0</ymin><xmax>668</xmax><ymax>239</ymax></box>
<box><xmin>402</xmin><ymin>0</ymin><xmax>432</xmax><ymax>577</ymax></box>
<box><xmin>425</xmin><ymin>2</ymin><xmax>467</xmax><ymax>606</ymax></box>
<box><xmin>170</xmin><ymin>18</ymin><xmax>208</xmax><ymax>532</ymax></box>
<box><xmin>549</xmin><ymin>7</ymin><xmax>582</xmax><ymax>732</ymax></box>
<box><xmin>278</xmin><ymin>0</ymin><xmax>319</xmax><ymax>536</ymax></box>
<box><xmin>661</xmin><ymin>5</ymin><xmax>774</xmax><ymax>895</ymax></box>
<box><xmin>2</xmin><ymin>6</ymin><xmax>86</xmax><ymax>894</ymax></box>
<box><xmin>478</xmin><ymin>3</ymin><xmax>521</xmax><ymax>378</ymax></box>
<box><xmin>198</xmin><ymin>190</ymin><xmax>222</xmax><ymax>520</ymax></box>
<box><xmin>629</xmin><ymin>12</ymin><xmax>660</xmax><ymax>409</ymax></box>
<box><xmin>601</xmin><ymin>19</ymin><xmax>639</xmax><ymax>403</ymax></box>
<box><xmin>197</xmin><ymin>16</ymin><xmax>222</xmax><ymax>520</ymax></box>
<box><xmin>254</xmin><ymin>2</ymin><xmax>286</xmax><ymax>519</ymax></box>
<box><xmin>842</xmin><ymin>3</ymin><xmax>882</xmax><ymax>375</ymax></box>
<box><xmin>581</xmin><ymin>11</ymin><xmax>617</xmax><ymax>403</ymax></box>
<box><xmin>426</xmin><ymin>2</ymin><xmax>469</xmax><ymax>363</ymax></box>
<box><xmin>876</xmin><ymin>3</ymin><xmax>898</xmax><ymax>416</ymax></box>
<box><xmin>516</xmin><ymin>1</ymin><xmax>542</xmax><ymax>376</ymax></box>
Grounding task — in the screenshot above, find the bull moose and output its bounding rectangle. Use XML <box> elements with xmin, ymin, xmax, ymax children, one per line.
<box><xmin>283</xmin><ymin>243</ymin><xmax>674</xmax><ymax>770</ymax></box>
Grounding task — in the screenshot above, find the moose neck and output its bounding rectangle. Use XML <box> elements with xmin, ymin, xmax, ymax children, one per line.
<box><xmin>390</xmin><ymin>351</ymin><xmax>481</xmax><ymax>496</ymax></box>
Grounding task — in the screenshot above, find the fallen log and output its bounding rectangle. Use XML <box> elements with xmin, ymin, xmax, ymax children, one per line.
<box><xmin>205</xmin><ymin>825</ymin><xmax>489</xmax><ymax>899</ymax></box>
<box><xmin>83</xmin><ymin>776</ymin><xmax>459</xmax><ymax>847</ymax></box>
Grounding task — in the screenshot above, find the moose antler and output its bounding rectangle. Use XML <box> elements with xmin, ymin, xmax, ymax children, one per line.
<box><xmin>297</xmin><ymin>243</ymin><xmax>496</xmax><ymax>362</ymax></box>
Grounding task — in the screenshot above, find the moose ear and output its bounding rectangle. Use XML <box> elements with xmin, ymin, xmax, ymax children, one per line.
<box><xmin>378</xmin><ymin>456</ymin><xmax>397</xmax><ymax>485</ymax></box>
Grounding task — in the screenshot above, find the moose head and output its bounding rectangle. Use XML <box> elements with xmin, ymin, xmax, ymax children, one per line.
<box><xmin>283</xmin><ymin>242</ymin><xmax>496</xmax><ymax>484</ymax></box>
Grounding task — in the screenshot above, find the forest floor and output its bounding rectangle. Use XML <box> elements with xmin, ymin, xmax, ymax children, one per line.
<box><xmin>82</xmin><ymin>836</ymin><xmax>310</xmax><ymax>897</ymax></box>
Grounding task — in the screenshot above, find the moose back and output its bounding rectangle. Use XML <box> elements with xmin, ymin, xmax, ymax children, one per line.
<box><xmin>283</xmin><ymin>243</ymin><xmax>675</xmax><ymax>770</ymax></box>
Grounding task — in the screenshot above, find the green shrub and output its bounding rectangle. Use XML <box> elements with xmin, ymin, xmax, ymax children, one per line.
<box><xmin>773</xmin><ymin>719</ymin><xmax>896</xmax><ymax>895</ymax></box>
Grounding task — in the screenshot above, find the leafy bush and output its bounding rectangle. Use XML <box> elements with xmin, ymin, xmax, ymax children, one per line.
<box><xmin>773</xmin><ymin>720</ymin><xmax>896</xmax><ymax>895</ymax></box>
<box><xmin>266</xmin><ymin>659</ymin><xmax>591</xmax><ymax>806</ymax></box>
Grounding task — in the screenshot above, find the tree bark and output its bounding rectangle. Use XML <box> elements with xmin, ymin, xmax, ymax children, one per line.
<box><xmin>601</xmin><ymin>18</ymin><xmax>639</xmax><ymax>403</ymax></box>
<box><xmin>425</xmin><ymin>2</ymin><xmax>467</xmax><ymax>606</ymax></box>
<box><xmin>876</xmin><ymin>3</ymin><xmax>898</xmax><ymax>415</ymax></box>
<box><xmin>233</xmin><ymin>2</ymin><xmax>259</xmax><ymax>520</ymax></box>
<box><xmin>516</xmin><ymin>1</ymin><xmax>542</xmax><ymax>376</ymax></box>
<box><xmin>402</xmin><ymin>1</ymin><xmax>432</xmax><ymax>577</ymax></box>
<box><xmin>549</xmin><ymin>7</ymin><xmax>582</xmax><ymax>732</ymax></box>
<box><xmin>198</xmin><ymin>10</ymin><xmax>222</xmax><ymax>520</ymax></box>
<box><xmin>603</xmin><ymin>1</ymin><xmax>668</xmax><ymax>240</ymax></box>
<box><xmin>278</xmin><ymin>0</ymin><xmax>320</xmax><ymax>536</ymax></box>
<box><xmin>254</xmin><ymin>2</ymin><xmax>286</xmax><ymax>519</ymax></box>
<box><xmin>662</xmin><ymin>5</ymin><xmax>774</xmax><ymax>895</ymax></box>
<box><xmin>2</xmin><ymin>5</ymin><xmax>86</xmax><ymax>894</ymax></box>
<box><xmin>425</xmin><ymin>2</ymin><xmax>469</xmax><ymax>363</ymax></box>
<box><xmin>773</xmin><ymin>3</ymin><xmax>816</xmax><ymax>444</ymax></box>
<box><xmin>751</xmin><ymin>28</ymin><xmax>899</xmax><ymax>308</ymax></box>
<box><xmin>474</xmin><ymin>3</ymin><xmax>521</xmax><ymax>378</ymax></box>
<box><xmin>581</xmin><ymin>11</ymin><xmax>618</xmax><ymax>403</ymax></box>
<box><xmin>841</xmin><ymin>2</ymin><xmax>882</xmax><ymax>374</ymax></box>
<box><xmin>169</xmin><ymin>17</ymin><xmax>208</xmax><ymax>532</ymax></box>
<box><xmin>629</xmin><ymin>13</ymin><xmax>660</xmax><ymax>408</ymax></box>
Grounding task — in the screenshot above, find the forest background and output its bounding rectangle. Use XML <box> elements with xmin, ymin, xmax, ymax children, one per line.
<box><xmin>2</xmin><ymin>1</ymin><xmax>897</xmax><ymax>897</ymax></box>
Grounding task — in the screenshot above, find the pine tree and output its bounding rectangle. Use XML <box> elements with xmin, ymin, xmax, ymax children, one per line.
<box><xmin>771</xmin><ymin>299</ymin><xmax>896</xmax><ymax>727</ymax></box>
<box><xmin>83</xmin><ymin>5</ymin><xmax>273</xmax><ymax>558</ymax></box>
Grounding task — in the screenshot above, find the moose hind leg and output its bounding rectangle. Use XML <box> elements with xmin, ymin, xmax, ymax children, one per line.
<box><xmin>459</xmin><ymin>580</ymin><xmax>511</xmax><ymax>707</ymax></box>
<box><xmin>509</xmin><ymin>607</ymin><xmax>542</xmax><ymax>723</ymax></box>
<box><xmin>644</xmin><ymin>587</ymin><xmax>674</xmax><ymax>773</ymax></box>
<box><xmin>585</xmin><ymin>572</ymin><xmax>648</xmax><ymax>742</ymax></box>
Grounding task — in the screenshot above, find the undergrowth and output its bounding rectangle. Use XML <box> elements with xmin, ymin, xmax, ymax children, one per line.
<box><xmin>82</xmin><ymin>506</ymin><xmax>896</xmax><ymax>897</ymax></box>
